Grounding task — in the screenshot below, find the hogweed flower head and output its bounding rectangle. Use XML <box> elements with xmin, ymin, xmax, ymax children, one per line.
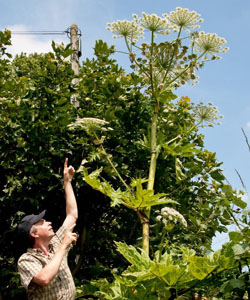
<box><xmin>193</xmin><ymin>102</ymin><xmax>223</xmax><ymax>127</ymax></box>
<box><xmin>140</xmin><ymin>12</ymin><xmax>170</xmax><ymax>33</ymax></box>
<box><xmin>168</xmin><ymin>7</ymin><xmax>203</xmax><ymax>29</ymax></box>
<box><xmin>106</xmin><ymin>20</ymin><xmax>144</xmax><ymax>40</ymax></box>
<box><xmin>195</xmin><ymin>32</ymin><xmax>228</xmax><ymax>56</ymax></box>
<box><xmin>156</xmin><ymin>207</ymin><xmax>187</xmax><ymax>227</ymax></box>
<box><xmin>68</xmin><ymin>117</ymin><xmax>111</xmax><ymax>134</ymax></box>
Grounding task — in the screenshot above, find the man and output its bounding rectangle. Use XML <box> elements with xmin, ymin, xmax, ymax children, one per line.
<box><xmin>18</xmin><ymin>158</ymin><xmax>78</xmax><ymax>300</ymax></box>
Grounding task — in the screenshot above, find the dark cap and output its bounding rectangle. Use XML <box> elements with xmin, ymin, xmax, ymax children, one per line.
<box><xmin>18</xmin><ymin>210</ymin><xmax>46</xmax><ymax>235</ymax></box>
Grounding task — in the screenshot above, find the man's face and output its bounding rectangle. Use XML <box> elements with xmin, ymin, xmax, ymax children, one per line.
<box><xmin>34</xmin><ymin>219</ymin><xmax>55</xmax><ymax>240</ymax></box>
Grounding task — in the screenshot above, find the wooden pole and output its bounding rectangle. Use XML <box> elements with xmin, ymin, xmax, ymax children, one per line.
<box><xmin>70</xmin><ymin>24</ymin><xmax>80</xmax><ymax>107</ymax></box>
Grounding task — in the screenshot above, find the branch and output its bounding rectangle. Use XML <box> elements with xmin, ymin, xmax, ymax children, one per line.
<box><xmin>241</xmin><ymin>127</ymin><xmax>250</xmax><ymax>153</ymax></box>
<box><xmin>226</xmin><ymin>207</ymin><xmax>243</xmax><ymax>231</ymax></box>
<box><xmin>93</xmin><ymin>132</ymin><xmax>132</xmax><ymax>194</ymax></box>
<box><xmin>162</xmin><ymin>27</ymin><xmax>182</xmax><ymax>83</ymax></box>
<box><xmin>165</xmin><ymin>51</ymin><xmax>206</xmax><ymax>89</ymax></box>
<box><xmin>235</xmin><ymin>168</ymin><xmax>250</xmax><ymax>203</ymax></box>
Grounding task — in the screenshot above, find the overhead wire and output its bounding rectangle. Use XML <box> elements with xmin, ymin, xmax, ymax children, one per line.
<box><xmin>9</xmin><ymin>27</ymin><xmax>82</xmax><ymax>58</ymax></box>
<box><xmin>10</xmin><ymin>30</ymin><xmax>68</xmax><ymax>36</ymax></box>
<box><xmin>10</xmin><ymin>28</ymin><xmax>82</xmax><ymax>38</ymax></box>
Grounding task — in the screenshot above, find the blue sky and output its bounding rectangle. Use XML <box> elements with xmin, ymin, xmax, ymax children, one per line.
<box><xmin>1</xmin><ymin>0</ymin><xmax>250</xmax><ymax>249</ymax></box>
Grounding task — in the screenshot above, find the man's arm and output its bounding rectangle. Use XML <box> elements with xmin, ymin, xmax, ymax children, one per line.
<box><xmin>62</xmin><ymin>158</ymin><xmax>78</xmax><ymax>230</ymax></box>
<box><xmin>32</xmin><ymin>224</ymin><xmax>77</xmax><ymax>286</ymax></box>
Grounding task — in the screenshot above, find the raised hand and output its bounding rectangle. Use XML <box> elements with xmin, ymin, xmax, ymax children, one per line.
<box><xmin>63</xmin><ymin>158</ymin><xmax>75</xmax><ymax>183</ymax></box>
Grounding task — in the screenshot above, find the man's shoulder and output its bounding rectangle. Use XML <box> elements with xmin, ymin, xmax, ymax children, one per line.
<box><xmin>18</xmin><ymin>250</ymin><xmax>32</xmax><ymax>260</ymax></box>
<box><xmin>17</xmin><ymin>249</ymin><xmax>41</xmax><ymax>268</ymax></box>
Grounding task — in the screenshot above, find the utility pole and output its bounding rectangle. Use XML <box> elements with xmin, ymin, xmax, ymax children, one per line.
<box><xmin>70</xmin><ymin>24</ymin><xmax>80</xmax><ymax>107</ymax></box>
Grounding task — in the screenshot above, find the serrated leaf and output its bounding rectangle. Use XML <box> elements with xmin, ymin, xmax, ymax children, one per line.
<box><xmin>83</xmin><ymin>168</ymin><xmax>128</xmax><ymax>207</ymax></box>
<box><xmin>122</xmin><ymin>265</ymin><xmax>153</xmax><ymax>281</ymax></box>
<box><xmin>181</xmin><ymin>248</ymin><xmax>196</xmax><ymax>259</ymax></box>
<box><xmin>188</xmin><ymin>256</ymin><xmax>217</xmax><ymax>280</ymax></box>
<box><xmin>113</xmin><ymin>274</ymin><xmax>137</xmax><ymax>287</ymax></box>
<box><xmin>164</xmin><ymin>266</ymin><xmax>187</xmax><ymax>285</ymax></box>
<box><xmin>162</xmin><ymin>142</ymin><xmax>200</xmax><ymax>157</ymax></box>
<box><xmin>115</xmin><ymin>242</ymin><xmax>150</xmax><ymax>269</ymax></box>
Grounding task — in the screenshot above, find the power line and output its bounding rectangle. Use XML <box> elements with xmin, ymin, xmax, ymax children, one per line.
<box><xmin>10</xmin><ymin>30</ymin><xmax>68</xmax><ymax>36</ymax></box>
<box><xmin>10</xmin><ymin>28</ymin><xmax>82</xmax><ymax>38</ymax></box>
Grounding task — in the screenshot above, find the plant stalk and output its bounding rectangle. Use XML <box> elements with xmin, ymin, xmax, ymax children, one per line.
<box><xmin>142</xmin><ymin>101</ymin><xmax>159</xmax><ymax>254</ymax></box>
<box><xmin>142</xmin><ymin>31</ymin><xmax>160</xmax><ymax>255</ymax></box>
<box><xmin>94</xmin><ymin>132</ymin><xmax>132</xmax><ymax>194</ymax></box>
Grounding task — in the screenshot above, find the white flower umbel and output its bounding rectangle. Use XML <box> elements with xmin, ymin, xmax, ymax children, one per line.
<box><xmin>156</xmin><ymin>207</ymin><xmax>187</xmax><ymax>227</ymax></box>
<box><xmin>76</xmin><ymin>117</ymin><xmax>108</xmax><ymax>126</ymax></box>
<box><xmin>193</xmin><ymin>102</ymin><xmax>223</xmax><ymax>127</ymax></box>
<box><xmin>140</xmin><ymin>12</ymin><xmax>170</xmax><ymax>33</ymax></box>
<box><xmin>106</xmin><ymin>20</ymin><xmax>144</xmax><ymax>40</ymax></box>
<box><xmin>167</xmin><ymin>7</ymin><xmax>203</xmax><ymax>29</ymax></box>
<box><xmin>195</xmin><ymin>32</ymin><xmax>228</xmax><ymax>56</ymax></box>
<box><xmin>68</xmin><ymin>117</ymin><xmax>110</xmax><ymax>133</ymax></box>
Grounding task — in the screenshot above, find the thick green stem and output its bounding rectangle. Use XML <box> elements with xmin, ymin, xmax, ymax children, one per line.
<box><xmin>147</xmin><ymin>31</ymin><xmax>157</xmax><ymax>192</ymax></box>
<box><xmin>142</xmin><ymin>102</ymin><xmax>159</xmax><ymax>254</ymax></box>
<box><xmin>142</xmin><ymin>220</ymin><xmax>150</xmax><ymax>254</ymax></box>
<box><xmin>147</xmin><ymin>103</ymin><xmax>159</xmax><ymax>191</ymax></box>
<box><xmin>141</xmin><ymin>31</ymin><xmax>159</xmax><ymax>255</ymax></box>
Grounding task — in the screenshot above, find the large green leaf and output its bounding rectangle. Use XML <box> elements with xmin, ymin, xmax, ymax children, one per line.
<box><xmin>188</xmin><ymin>256</ymin><xmax>217</xmax><ymax>280</ymax></box>
<box><xmin>150</xmin><ymin>262</ymin><xmax>186</xmax><ymax>286</ymax></box>
<box><xmin>115</xmin><ymin>242</ymin><xmax>150</xmax><ymax>268</ymax></box>
<box><xmin>83</xmin><ymin>169</ymin><xmax>178</xmax><ymax>209</ymax></box>
<box><xmin>122</xmin><ymin>265</ymin><xmax>154</xmax><ymax>281</ymax></box>
<box><xmin>162</xmin><ymin>142</ymin><xmax>200</xmax><ymax>157</ymax></box>
<box><xmin>83</xmin><ymin>167</ymin><xmax>129</xmax><ymax>207</ymax></box>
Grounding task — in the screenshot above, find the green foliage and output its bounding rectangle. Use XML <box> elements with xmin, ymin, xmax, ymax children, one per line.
<box><xmin>0</xmin><ymin>24</ymin><xmax>249</xmax><ymax>300</ymax></box>
<box><xmin>78</xmin><ymin>242</ymin><xmax>247</xmax><ymax>299</ymax></box>
<box><xmin>0</xmin><ymin>29</ymin><xmax>12</xmax><ymax>57</ymax></box>
<box><xmin>82</xmin><ymin>168</ymin><xmax>177</xmax><ymax>209</ymax></box>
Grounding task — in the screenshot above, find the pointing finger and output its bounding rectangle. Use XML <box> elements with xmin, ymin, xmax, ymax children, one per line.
<box><xmin>64</xmin><ymin>158</ymin><xmax>68</xmax><ymax>169</ymax></box>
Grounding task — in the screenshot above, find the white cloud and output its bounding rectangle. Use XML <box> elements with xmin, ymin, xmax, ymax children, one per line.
<box><xmin>7</xmin><ymin>24</ymin><xmax>68</xmax><ymax>57</ymax></box>
<box><xmin>247</xmin><ymin>121</ymin><xmax>250</xmax><ymax>129</ymax></box>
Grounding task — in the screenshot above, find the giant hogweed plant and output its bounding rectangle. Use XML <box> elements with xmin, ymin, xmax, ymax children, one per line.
<box><xmin>69</xmin><ymin>7</ymin><xmax>249</xmax><ymax>299</ymax></box>
<box><xmin>71</xmin><ymin>7</ymin><xmax>227</xmax><ymax>253</ymax></box>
